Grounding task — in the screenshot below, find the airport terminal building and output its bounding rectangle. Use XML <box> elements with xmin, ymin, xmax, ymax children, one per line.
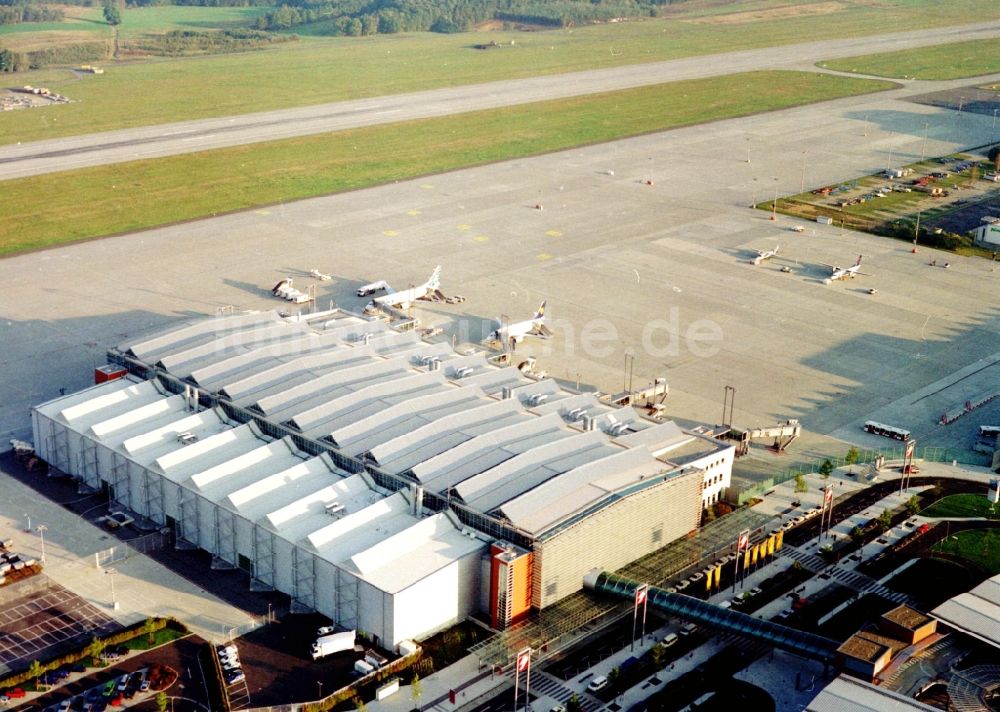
<box><xmin>32</xmin><ymin>309</ymin><xmax>733</xmax><ymax>648</ymax></box>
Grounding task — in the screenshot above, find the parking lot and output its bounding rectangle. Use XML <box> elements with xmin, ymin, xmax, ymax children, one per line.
<box><xmin>0</xmin><ymin>580</ymin><xmax>119</xmax><ymax>676</ymax></box>
<box><xmin>25</xmin><ymin>636</ymin><xmax>210</xmax><ymax>712</ymax></box>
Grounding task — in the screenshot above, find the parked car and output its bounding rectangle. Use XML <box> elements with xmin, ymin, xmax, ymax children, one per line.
<box><xmin>587</xmin><ymin>676</ymin><xmax>608</xmax><ymax>693</ymax></box>
<box><xmin>225</xmin><ymin>669</ymin><xmax>245</xmax><ymax>685</ymax></box>
<box><xmin>316</xmin><ymin>626</ymin><xmax>336</xmax><ymax>637</ymax></box>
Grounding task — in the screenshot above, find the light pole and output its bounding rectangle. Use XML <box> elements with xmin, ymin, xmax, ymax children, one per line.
<box><xmin>36</xmin><ymin>524</ymin><xmax>47</xmax><ymax>563</ymax></box>
<box><xmin>751</xmin><ymin>177</ymin><xmax>758</xmax><ymax>209</ymax></box>
<box><xmin>921</xmin><ymin>122</ymin><xmax>929</xmax><ymax>162</ymax></box>
<box><xmin>317</xmin><ymin>681</ymin><xmax>323</xmax><ymax>700</ymax></box>
<box><xmin>800</xmin><ymin>152</ymin><xmax>807</xmax><ymax>194</ymax></box>
<box><xmin>770</xmin><ymin>177</ymin><xmax>779</xmax><ymax>221</ymax></box>
<box><xmin>105</xmin><ymin>568</ymin><xmax>119</xmax><ymax>610</ymax></box>
<box><xmin>746</xmin><ymin>136</ymin><xmax>752</xmax><ymax>164</ymax></box>
<box><xmin>886</xmin><ymin>131</ymin><xmax>895</xmax><ymax>173</ymax></box>
<box><xmin>993</xmin><ymin>109</ymin><xmax>998</xmax><ymax>141</ymax></box>
<box><xmin>914</xmin><ymin>210</ymin><xmax>922</xmax><ymax>247</ymax></box>
<box><xmin>24</xmin><ymin>513</ymin><xmax>31</xmax><ymax>532</ymax></box>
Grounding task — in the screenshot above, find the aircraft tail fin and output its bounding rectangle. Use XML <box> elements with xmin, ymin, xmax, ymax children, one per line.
<box><xmin>856</xmin><ymin>254</ymin><xmax>863</xmax><ymax>267</ymax></box>
<box><xmin>533</xmin><ymin>300</ymin><xmax>546</xmax><ymax>321</ymax></box>
<box><xmin>427</xmin><ymin>265</ymin><xmax>442</xmax><ymax>290</ymax></box>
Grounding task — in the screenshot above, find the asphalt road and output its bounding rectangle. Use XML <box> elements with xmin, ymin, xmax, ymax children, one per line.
<box><xmin>1</xmin><ymin>20</ymin><xmax>999</xmax><ymax>179</ymax></box>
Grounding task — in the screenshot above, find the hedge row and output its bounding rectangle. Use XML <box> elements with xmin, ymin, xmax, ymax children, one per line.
<box><xmin>0</xmin><ymin>617</ymin><xmax>184</xmax><ymax>689</ymax></box>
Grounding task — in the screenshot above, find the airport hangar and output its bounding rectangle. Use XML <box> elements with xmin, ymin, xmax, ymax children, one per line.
<box><xmin>31</xmin><ymin>308</ymin><xmax>734</xmax><ymax>650</ymax></box>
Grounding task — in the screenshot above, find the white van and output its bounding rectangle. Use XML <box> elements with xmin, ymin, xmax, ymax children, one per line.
<box><xmin>679</xmin><ymin>623</ymin><xmax>698</xmax><ymax>637</ymax></box>
<box><xmin>661</xmin><ymin>633</ymin><xmax>679</xmax><ymax>648</ymax></box>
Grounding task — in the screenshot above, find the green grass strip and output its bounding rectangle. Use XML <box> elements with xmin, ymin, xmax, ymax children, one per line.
<box><xmin>0</xmin><ymin>70</ymin><xmax>894</xmax><ymax>256</ymax></box>
<box><xmin>820</xmin><ymin>38</ymin><xmax>1000</xmax><ymax>80</ymax></box>
<box><xmin>922</xmin><ymin>494</ymin><xmax>1000</xmax><ymax>520</ymax></box>
<box><xmin>4</xmin><ymin>0</ymin><xmax>998</xmax><ymax>145</ymax></box>
<box><xmin>933</xmin><ymin>528</ymin><xmax>1000</xmax><ymax>575</ymax></box>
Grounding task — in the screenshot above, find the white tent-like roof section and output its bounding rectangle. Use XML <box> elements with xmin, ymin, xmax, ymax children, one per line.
<box><xmin>37</xmin><ymin>379</ymin><xmax>168</xmax><ymax>430</ymax></box>
<box><xmin>190</xmin><ymin>437</ymin><xmax>310</xmax><ymax>504</ymax></box>
<box><xmin>805</xmin><ymin>674</ymin><xmax>939</xmax><ymax>712</ymax></box>
<box><xmin>367</xmin><ymin>399</ymin><xmax>528</xmax><ymax>475</ymax></box>
<box><xmin>120</xmin><ymin>409</ymin><xmax>236</xmax><ymax>466</ymax></box>
<box><xmin>308</xmin><ymin>491</ymin><xmax>415</xmax><ymax>561</ymax></box>
<box><xmin>290</xmin><ymin>370</ymin><xmax>448</xmax><ymax>437</ymax></box>
<box><xmin>151</xmin><ymin>422</ymin><xmax>271</xmax><ymax>484</ymax></box>
<box><xmin>188</xmin><ymin>331</ymin><xmax>343</xmax><ymax>391</ymax></box>
<box><xmin>346</xmin><ymin>512</ymin><xmax>485</xmax><ymax>594</ymax></box>
<box><xmin>126</xmin><ymin>311</ymin><xmax>283</xmax><ymax>364</ymax></box>
<box><xmin>498</xmin><ymin>447</ymin><xmax>668</xmax><ymax>536</ymax></box>
<box><xmin>412</xmin><ymin>412</ymin><xmax>573</xmax><ymax>491</ymax></box>
<box><xmin>330</xmin><ymin>386</ymin><xmax>488</xmax><ymax>457</ymax></box>
<box><xmin>226</xmin><ymin>452</ymin><xmax>348</xmax><ymax>523</ymax></box>
<box><xmin>455</xmin><ymin>431</ymin><xmax>616</xmax><ymax>512</ymax></box>
<box><xmin>932</xmin><ymin>573</ymin><xmax>1000</xmax><ymax>649</ymax></box>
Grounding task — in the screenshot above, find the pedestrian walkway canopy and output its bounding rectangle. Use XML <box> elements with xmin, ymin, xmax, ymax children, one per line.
<box><xmin>586</xmin><ymin>572</ymin><xmax>841</xmax><ymax>662</ymax></box>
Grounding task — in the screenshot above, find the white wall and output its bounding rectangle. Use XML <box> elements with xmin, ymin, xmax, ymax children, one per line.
<box><xmin>388</xmin><ymin>550</ymin><xmax>482</xmax><ymax>646</ymax></box>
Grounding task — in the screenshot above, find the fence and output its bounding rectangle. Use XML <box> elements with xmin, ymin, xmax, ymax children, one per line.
<box><xmin>736</xmin><ymin>445</ymin><xmax>991</xmax><ymax>504</ymax></box>
<box><xmin>93</xmin><ymin>530</ymin><xmax>168</xmax><ymax>569</ymax></box>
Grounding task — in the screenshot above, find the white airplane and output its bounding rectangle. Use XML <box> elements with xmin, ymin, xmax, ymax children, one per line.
<box><xmin>750</xmin><ymin>245</ymin><xmax>780</xmax><ymax>265</ymax></box>
<box><xmin>489</xmin><ymin>301</ymin><xmax>551</xmax><ymax>347</ymax></box>
<box><xmin>821</xmin><ymin>255</ymin><xmax>869</xmax><ymax>284</ymax></box>
<box><xmin>366</xmin><ymin>266</ymin><xmax>443</xmax><ymax>311</ymax></box>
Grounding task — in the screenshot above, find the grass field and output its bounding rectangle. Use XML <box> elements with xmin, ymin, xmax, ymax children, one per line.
<box><xmin>922</xmin><ymin>494</ymin><xmax>1000</xmax><ymax>520</ymax></box>
<box><xmin>0</xmin><ymin>0</ymin><xmax>997</xmax><ymax>145</ymax></box>
<box><xmin>933</xmin><ymin>528</ymin><xmax>1000</xmax><ymax>575</ymax></box>
<box><xmin>0</xmin><ymin>70</ymin><xmax>893</xmax><ymax>256</ymax></box>
<box><xmin>116</xmin><ymin>6</ymin><xmax>272</xmax><ymax>39</ymax></box>
<box><xmin>821</xmin><ymin>38</ymin><xmax>1000</xmax><ymax>80</ymax></box>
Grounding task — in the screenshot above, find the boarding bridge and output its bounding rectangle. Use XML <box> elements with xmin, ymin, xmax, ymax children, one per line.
<box><xmin>727</xmin><ymin>419</ymin><xmax>801</xmax><ymax>456</ymax></box>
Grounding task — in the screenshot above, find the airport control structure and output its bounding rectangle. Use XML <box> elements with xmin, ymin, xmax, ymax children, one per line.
<box><xmin>31</xmin><ymin>308</ymin><xmax>734</xmax><ymax>650</ymax></box>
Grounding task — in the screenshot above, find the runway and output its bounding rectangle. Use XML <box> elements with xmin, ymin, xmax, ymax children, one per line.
<box><xmin>1</xmin><ymin>20</ymin><xmax>998</xmax><ymax>180</ymax></box>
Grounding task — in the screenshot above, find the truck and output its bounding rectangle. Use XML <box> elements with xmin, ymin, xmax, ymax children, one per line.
<box><xmin>310</xmin><ymin>631</ymin><xmax>356</xmax><ymax>660</ymax></box>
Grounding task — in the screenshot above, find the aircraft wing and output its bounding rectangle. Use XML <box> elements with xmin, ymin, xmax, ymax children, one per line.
<box><xmin>534</xmin><ymin>324</ymin><xmax>553</xmax><ymax>338</ymax></box>
<box><xmin>818</xmin><ymin>263</ymin><xmax>837</xmax><ymax>271</ymax></box>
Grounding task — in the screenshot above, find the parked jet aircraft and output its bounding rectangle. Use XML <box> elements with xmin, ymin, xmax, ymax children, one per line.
<box><xmin>822</xmin><ymin>255</ymin><xmax>869</xmax><ymax>284</ymax></box>
<box><xmin>366</xmin><ymin>266</ymin><xmax>443</xmax><ymax>311</ymax></box>
<box><xmin>751</xmin><ymin>245</ymin><xmax>780</xmax><ymax>265</ymax></box>
<box><xmin>489</xmin><ymin>301</ymin><xmax>551</xmax><ymax>347</ymax></box>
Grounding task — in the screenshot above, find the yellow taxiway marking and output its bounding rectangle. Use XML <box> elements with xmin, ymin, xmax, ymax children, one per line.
<box><xmin>537</xmin><ymin>253</ymin><xmax>553</xmax><ymax>261</ymax></box>
<box><xmin>473</xmin><ymin>235</ymin><xmax>490</xmax><ymax>243</ymax></box>
<box><xmin>420</xmin><ymin>184</ymin><xmax>434</xmax><ymax>190</ymax></box>
<box><xmin>383</xmin><ymin>229</ymin><xmax>399</xmax><ymax>237</ymax></box>
<box><xmin>457</xmin><ymin>224</ymin><xmax>472</xmax><ymax>231</ymax></box>
<box><xmin>407</xmin><ymin>209</ymin><xmax>421</xmax><ymax>217</ymax></box>
<box><xmin>545</xmin><ymin>230</ymin><xmax>562</xmax><ymax>237</ymax></box>
<box><xmin>255</xmin><ymin>210</ymin><xmax>271</xmax><ymax>216</ymax></box>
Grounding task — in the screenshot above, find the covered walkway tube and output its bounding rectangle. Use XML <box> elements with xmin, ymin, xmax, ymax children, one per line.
<box><xmin>584</xmin><ymin>570</ymin><xmax>840</xmax><ymax>662</ymax></box>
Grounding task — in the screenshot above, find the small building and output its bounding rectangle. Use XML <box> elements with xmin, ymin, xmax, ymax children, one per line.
<box><xmin>974</xmin><ymin>217</ymin><xmax>1000</xmax><ymax>249</ymax></box>
<box><xmin>836</xmin><ymin>632</ymin><xmax>897</xmax><ymax>681</ymax></box>
<box><xmin>878</xmin><ymin>605</ymin><xmax>937</xmax><ymax>646</ymax></box>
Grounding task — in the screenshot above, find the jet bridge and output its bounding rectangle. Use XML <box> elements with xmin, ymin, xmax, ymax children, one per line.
<box><xmin>727</xmin><ymin>419</ymin><xmax>801</xmax><ymax>456</ymax></box>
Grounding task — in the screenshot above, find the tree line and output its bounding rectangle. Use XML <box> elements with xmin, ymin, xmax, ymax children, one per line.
<box><xmin>0</xmin><ymin>3</ymin><xmax>63</xmax><ymax>25</ymax></box>
<box><xmin>256</xmin><ymin>0</ymin><xmax>689</xmax><ymax>35</ymax></box>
